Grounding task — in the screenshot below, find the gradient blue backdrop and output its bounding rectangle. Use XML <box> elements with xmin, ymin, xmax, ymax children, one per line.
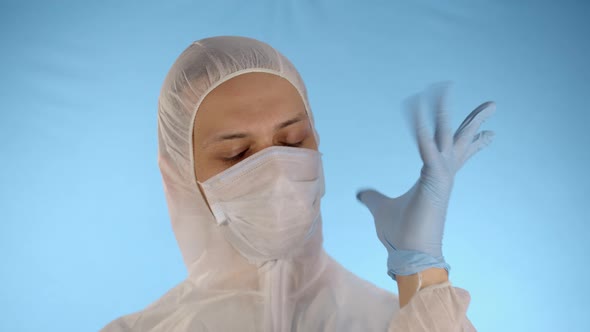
<box><xmin>1</xmin><ymin>1</ymin><xmax>588</xmax><ymax>331</ymax></box>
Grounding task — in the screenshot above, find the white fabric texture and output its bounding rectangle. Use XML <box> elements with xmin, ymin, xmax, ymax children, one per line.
<box><xmin>101</xmin><ymin>35</ymin><xmax>476</xmax><ymax>332</ymax></box>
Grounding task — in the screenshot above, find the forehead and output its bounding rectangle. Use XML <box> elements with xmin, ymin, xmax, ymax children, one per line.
<box><xmin>193</xmin><ymin>72</ymin><xmax>308</xmax><ymax>135</ymax></box>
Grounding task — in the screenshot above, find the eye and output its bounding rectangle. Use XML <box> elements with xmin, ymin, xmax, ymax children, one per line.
<box><xmin>222</xmin><ymin>149</ymin><xmax>248</xmax><ymax>163</ymax></box>
<box><xmin>220</xmin><ymin>139</ymin><xmax>305</xmax><ymax>164</ymax></box>
<box><xmin>284</xmin><ymin>140</ymin><xmax>304</xmax><ymax>147</ymax></box>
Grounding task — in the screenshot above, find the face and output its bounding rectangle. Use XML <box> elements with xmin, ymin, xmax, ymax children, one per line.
<box><xmin>192</xmin><ymin>72</ymin><xmax>318</xmax><ymax>186</ymax></box>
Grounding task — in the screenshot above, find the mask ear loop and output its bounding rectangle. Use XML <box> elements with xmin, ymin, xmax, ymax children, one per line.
<box><xmin>197</xmin><ymin>180</ymin><xmax>228</xmax><ymax>225</ymax></box>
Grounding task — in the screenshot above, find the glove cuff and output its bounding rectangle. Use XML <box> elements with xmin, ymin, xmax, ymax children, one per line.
<box><xmin>387</xmin><ymin>249</ymin><xmax>451</xmax><ymax>281</ymax></box>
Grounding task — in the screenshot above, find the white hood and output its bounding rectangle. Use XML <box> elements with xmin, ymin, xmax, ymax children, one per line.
<box><xmin>156</xmin><ymin>35</ymin><xmax>325</xmax><ymax>289</ymax></box>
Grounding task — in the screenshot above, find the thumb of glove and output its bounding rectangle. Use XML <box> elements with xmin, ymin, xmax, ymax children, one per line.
<box><xmin>356</xmin><ymin>188</ymin><xmax>396</xmax><ymax>224</ymax></box>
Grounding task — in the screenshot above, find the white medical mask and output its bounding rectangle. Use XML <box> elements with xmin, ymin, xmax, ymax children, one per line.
<box><xmin>197</xmin><ymin>145</ymin><xmax>325</xmax><ymax>264</ymax></box>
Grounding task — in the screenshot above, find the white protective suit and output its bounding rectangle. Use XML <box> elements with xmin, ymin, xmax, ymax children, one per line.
<box><xmin>101</xmin><ymin>35</ymin><xmax>476</xmax><ymax>332</ymax></box>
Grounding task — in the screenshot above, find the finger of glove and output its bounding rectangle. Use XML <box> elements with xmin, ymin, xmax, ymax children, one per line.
<box><xmin>403</xmin><ymin>94</ymin><xmax>439</xmax><ymax>164</ymax></box>
<box><xmin>453</xmin><ymin>101</ymin><xmax>496</xmax><ymax>153</ymax></box>
<box><xmin>430</xmin><ymin>82</ymin><xmax>453</xmax><ymax>153</ymax></box>
<box><xmin>459</xmin><ymin>130</ymin><xmax>495</xmax><ymax>166</ymax></box>
<box><xmin>454</xmin><ymin>101</ymin><xmax>495</xmax><ymax>135</ymax></box>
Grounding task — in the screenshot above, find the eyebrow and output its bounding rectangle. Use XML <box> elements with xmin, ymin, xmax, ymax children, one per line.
<box><xmin>203</xmin><ymin>112</ymin><xmax>308</xmax><ymax>148</ymax></box>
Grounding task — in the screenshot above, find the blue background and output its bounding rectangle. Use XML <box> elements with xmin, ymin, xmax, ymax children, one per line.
<box><xmin>1</xmin><ymin>1</ymin><xmax>588</xmax><ymax>331</ymax></box>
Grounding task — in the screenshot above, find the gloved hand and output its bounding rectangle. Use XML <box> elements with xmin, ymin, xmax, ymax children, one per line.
<box><xmin>356</xmin><ymin>83</ymin><xmax>496</xmax><ymax>281</ymax></box>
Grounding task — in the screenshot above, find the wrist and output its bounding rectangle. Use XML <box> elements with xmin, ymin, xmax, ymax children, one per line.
<box><xmin>396</xmin><ymin>267</ymin><xmax>449</xmax><ymax>308</ymax></box>
<box><xmin>397</xmin><ymin>267</ymin><xmax>448</xmax><ymax>290</ymax></box>
<box><xmin>416</xmin><ymin>267</ymin><xmax>449</xmax><ymax>289</ymax></box>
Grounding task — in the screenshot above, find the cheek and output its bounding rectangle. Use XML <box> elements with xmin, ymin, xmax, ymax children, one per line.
<box><xmin>193</xmin><ymin>157</ymin><xmax>204</xmax><ymax>182</ymax></box>
<box><xmin>193</xmin><ymin>149</ymin><xmax>211</xmax><ymax>182</ymax></box>
<box><xmin>306</xmin><ymin>137</ymin><xmax>318</xmax><ymax>150</ymax></box>
<box><xmin>194</xmin><ymin>151</ymin><xmax>231</xmax><ymax>183</ymax></box>
<box><xmin>303</xmin><ymin>129</ymin><xmax>318</xmax><ymax>149</ymax></box>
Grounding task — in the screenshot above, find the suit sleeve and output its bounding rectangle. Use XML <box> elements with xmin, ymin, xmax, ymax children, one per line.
<box><xmin>387</xmin><ymin>280</ymin><xmax>476</xmax><ymax>332</ymax></box>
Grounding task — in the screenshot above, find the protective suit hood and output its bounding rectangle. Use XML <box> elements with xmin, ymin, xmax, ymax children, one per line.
<box><xmin>156</xmin><ymin>35</ymin><xmax>325</xmax><ymax>289</ymax></box>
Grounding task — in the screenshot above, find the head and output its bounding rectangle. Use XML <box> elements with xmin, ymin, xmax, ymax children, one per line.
<box><xmin>193</xmin><ymin>72</ymin><xmax>319</xmax><ymax>209</ymax></box>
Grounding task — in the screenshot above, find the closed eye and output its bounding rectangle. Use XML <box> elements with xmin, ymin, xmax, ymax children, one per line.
<box><xmin>223</xmin><ymin>149</ymin><xmax>248</xmax><ymax>163</ymax></box>
<box><xmin>222</xmin><ymin>141</ymin><xmax>304</xmax><ymax>164</ymax></box>
<box><xmin>284</xmin><ymin>140</ymin><xmax>304</xmax><ymax>147</ymax></box>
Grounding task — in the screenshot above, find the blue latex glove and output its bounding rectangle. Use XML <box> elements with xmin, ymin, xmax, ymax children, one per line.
<box><xmin>356</xmin><ymin>83</ymin><xmax>496</xmax><ymax>281</ymax></box>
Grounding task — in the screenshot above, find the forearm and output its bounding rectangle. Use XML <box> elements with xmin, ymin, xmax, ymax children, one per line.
<box><xmin>396</xmin><ymin>267</ymin><xmax>449</xmax><ymax>308</ymax></box>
